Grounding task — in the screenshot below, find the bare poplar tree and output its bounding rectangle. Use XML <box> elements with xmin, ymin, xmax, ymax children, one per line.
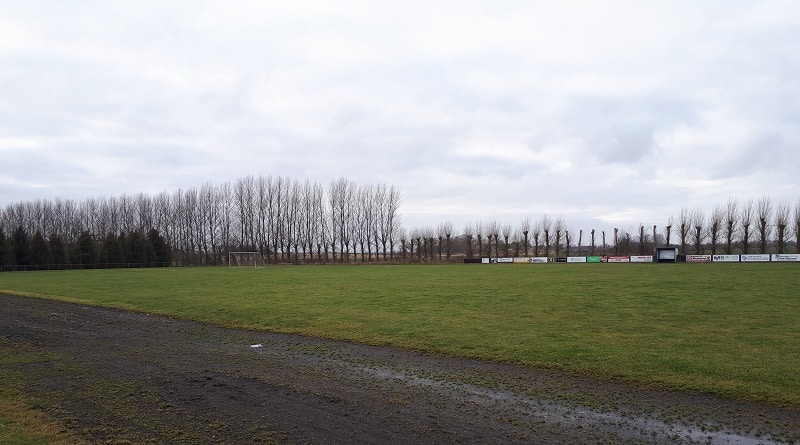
<box><xmin>308</xmin><ymin>181</ymin><xmax>326</xmax><ymax>263</ymax></box>
<box><xmin>664</xmin><ymin>215</ymin><xmax>673</xmax><ymax>247</ymax></box>
<box><xmin>476</xmin><ymin>223</ymin><xmax>483</xmax><ymax>259</ymax></box>
<box><xmin>724</xmin><ymin>198</ymin><xmax>738</xmax><ymax>254</ymax></box>
<box><xmin>399</xmin><ymin>230</ymin><xmax>408</xmax><ymax>262</ymax></box>
<box><xmin>501</xmin><ymin>224</ymin><xmax>512</xmax><ymax>257</ymax></box>
<box><xmin>353</xmin><ymin>185</ymin><xmax>369</xmax><ymax>262</ymax></box>
<box><xmin>234</xmin><ymin>176</ymin><xmax>256</xmax><ymax>251</ymax></box>
<box><xmin>637</xmin><ymin>223</ymin><xmax>646</xmax><ymax>255</ymax></box>
<box><xmin>553</xmin><ymin>217</ymin><xmax>565</xmax><ymax>257</ymax></box>
<box><xmin>512</xmin><ymin>228</ymin><xmax>523</xmax><ymax>257</ymax></box>
<box><xmin>708</xmin><ymin>205</ymin><xmax>723</xmax><ymax>255</ymax></box>
<box><xmin>425</xmin><ymin>227</ymin><xmax>436</xmax><ymax>261</ymax></box>
<box><xmin>463</xmin><ymin>223</ymin><xmax>474</xmax><ymax>258</ymax></box>
<box><xmin>774</xmin><ymin>201</ymin><xmax>790</xmax><ymax>254</ymax></box>
<box><xmin>486</xmin><ymin>221</ymin><xmax>500</xmax><ymax>258</ymax></box>
<box><xmin>444</xmin><ymin>221</ymin><xmax>453</xmax><ymax>261</ymax></box>
<box><xmin>757</xmin><ymin>196</ymin><xmax>772</xmax><ymax>254</ymax></box>
<box><xmin>532</xmin><ymin>220</ymin><xmax>542</xmax><ymax>256</ymax></box>
<box><xmin>601</xmin><ymin>230</ymin><xmax>606</xmax><ymax>254</ymax></box>
<box><xmin>381</xmin><ymin>185</ymin><xmax>401</xmax><ymax>260</ymax></box>
<box><xmin>438</xmin><ymin>221</ymin><xmax>453</xmax><ymax>261</ymax></box>
<box><xmin>590</xmin><ymin>229</ymin><xmax>596</xmax><ymax>255</ymax></box>
<box><xmin>678</xmin><ymin>207</ymin><xmax>690</xmax><ymax>255</ymax></box>
<box><xmin>692</xmin><ymin>208</ymin><xmax>705</xmax><ymax>255</ymax></box>
<box><xmin>541</xmin><ymin>215</ymin><xmax>552</xmax><ymax>257</ymax></box>
<box><xmin>520</xmin><ymin>217</ymin><xmax>531</xmax><ymax>257</ymax></box>
<box><xmin>740</xmin><ymin>199</ymin><xmax>754</xmax><ymax>254</ymax></box>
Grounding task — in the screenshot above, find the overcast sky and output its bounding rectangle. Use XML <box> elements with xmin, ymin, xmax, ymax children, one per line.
<box><xmin>2</xmin><ymin>1</ymin><xmax>799</xmax><ymax>234</ymax></box>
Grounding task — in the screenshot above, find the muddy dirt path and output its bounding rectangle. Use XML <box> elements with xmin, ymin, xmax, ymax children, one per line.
<box><xmin>1</xmin><ymin>294</ymin><xmax>798</xmax><ymax>444</ymax></box>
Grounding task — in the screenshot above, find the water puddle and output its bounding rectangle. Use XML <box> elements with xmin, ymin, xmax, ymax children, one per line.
<box><xmin>356</xmin><ymin>365</ymin><xmax>782</xmax><ymax>444</ymax></box>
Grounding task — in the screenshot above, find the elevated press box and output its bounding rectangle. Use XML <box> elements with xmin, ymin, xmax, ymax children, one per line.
<box><xmin>656</xmin><ymin>247</ymin><xmax>678</xmax><ymax>263</ymax></box>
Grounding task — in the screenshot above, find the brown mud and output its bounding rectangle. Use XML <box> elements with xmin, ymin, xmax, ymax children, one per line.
<box><xmin>1</xmin><ymin>294</ymin><xmax>798</xmax><ymax>444</ymax></box>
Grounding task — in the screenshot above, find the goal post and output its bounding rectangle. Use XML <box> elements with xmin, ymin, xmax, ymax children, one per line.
<box><xmin>228</xmin><ymin>251</ymin><xmax>262</xmax><ymax>268</ymax></box>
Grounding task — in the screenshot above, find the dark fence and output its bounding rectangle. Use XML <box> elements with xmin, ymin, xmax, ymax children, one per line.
<box><xmin>0</xmin><ymin>262</ymin><xmax>172</xmax><ymax>272</ymax></box>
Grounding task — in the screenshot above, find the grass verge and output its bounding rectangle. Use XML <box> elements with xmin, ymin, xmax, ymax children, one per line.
<box><xmin>0</xmin><ymin>337</ymin><xmax>85</xmax><ymax>445</ymax></box>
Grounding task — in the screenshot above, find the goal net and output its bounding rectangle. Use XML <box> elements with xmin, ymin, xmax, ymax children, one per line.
<box><xmin>228</xmin><ymin>251</ymin><xmax>262</xmax><ymax>268</ymax></box>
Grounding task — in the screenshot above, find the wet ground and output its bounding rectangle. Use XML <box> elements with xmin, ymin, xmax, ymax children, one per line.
<box><xmin>1</xmin><ymin>294</ymin><xmax>798</xmax><ymax>444</ymax></box>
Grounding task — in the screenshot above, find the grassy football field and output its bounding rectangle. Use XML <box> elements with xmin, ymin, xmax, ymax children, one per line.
<box><xmin>2</xmin><ymin>263</ymin><xmax>798</xmax><ymax>407</ymax></box>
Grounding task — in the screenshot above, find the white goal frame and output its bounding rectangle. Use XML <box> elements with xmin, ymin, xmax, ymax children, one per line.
<box><xmin>228</xmin><ymin>251</ymin><xmax>262</xmax><ymax>268</ymax></box>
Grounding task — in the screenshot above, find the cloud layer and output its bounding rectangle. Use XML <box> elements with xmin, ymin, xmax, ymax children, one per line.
<box><xmin>2</xmin><ymin>1</ymin><xmax>799</xmax><ymax>233</ymax></box>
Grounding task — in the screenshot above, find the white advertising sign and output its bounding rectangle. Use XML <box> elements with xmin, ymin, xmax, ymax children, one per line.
<box><xmin>530</xmin><ymin>257</ymin><xmax>549</xmax><ymax>263</ymax></box>
<box><xmin>481</xmin><ymin>258</ymin><xmax>490</xmax><ymax>264</ymax></box>
<box><xmin>496</xmin><ymin>257</ymin><xmax>513</xmax><ymax>263</ymax></box>
<box><xmin>686</xmin><ymin>255</ymin><xmax>712</xmax><ymax>263</ymax></box>
<box><xmin>629</xmin><ymin>255</ymin><xmax>653</xmax><ymax>263</ymax></box>
<box><xmin>712</xmin><ymin>255</ymin><xmax>740</xmax><ymax>263</ymax></box>
<box><xmin>605</xmin><ymin>256</ymin><xmax>630</xmax><ymax>263</ymax></box>
<box><xmin>567</xmin><ymin>256</ymin><xmax>587</xmax><ymax>263</ymax></box>
<box><xmin>771</xmin><ymin>254</ymin><xmax>800</xmax><ymax>262</ymax></box>
<box><xmin>741</xmin><ymin>254</ymin><xmax>770</xmax><ymax>262</ymax></box>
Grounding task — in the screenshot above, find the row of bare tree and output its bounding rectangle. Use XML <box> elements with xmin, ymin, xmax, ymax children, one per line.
<box><xmin>2</xmin><ymin>176</ymin><xmax>798</xmax><ymax>267</ymax></box>
<box><xmin>665</xmin><ymin>197</ymin><xmax>800</xmax><ymax>256</ymax></box>
<box><xmin>425</xmin><ymin>196</ymin><xmax>800</xmax><ymax>260</ymax></box>
<box><xmin>0</xmin><ymin>176</ymin><xmax>401</xmax><ymax>266</ymax></box>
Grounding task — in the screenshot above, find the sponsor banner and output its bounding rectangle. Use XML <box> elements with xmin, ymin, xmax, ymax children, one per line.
<box><xmin>567</xmin><ymin>256</ymin><xmax>587</xmax><ymax>263</ymax></box>
<box><xmin>741</xmin><ymin>254</ymin><xmax>770</xmax><ymax>262</ymax></box>
<box><xmin>496</xmin><ymin>257</ymin><xmax>514</xmax><ymax>263</ymax></box>
<box><xmin>712</xmin><ymin>254</ymin><xmax>740</xmax><ymax>263</ymax></box>
<box><xmin>554</xmin><ymin>257</ymin><xmax>567</xmax><ymax>263</ymax></box>
<box><xmin>686</xmin><ymin>255</ymin><xmax>711</xmax><ymax>263</ymax></box>
<box><xmin>603</xmin><ymin>256</ymin><xmax>630</xmax><ymax>263</ymax></box>
<box><xmin>513</xmin><ymin>257</ymin><xmax>530</xmax><ymax>264</ymax></box>
<box><xmin>530</xmin><ymin>257</ymin><xmax>549</xmax><ymax>264</ymax></box>
<box><xmin>481</xmin><ymin>258</ymin><xmax>490</xmax><ymax>264</ymax></box>
<box><xmin>629</xmin><ymin>255</ymin><xmax>653</xmax><ymax>263</ymax></box>
<box><xmin>771</xmin><ymin>254</ymin><xmax>800</xmax><ymax>262</ymax></box>
<box><xmin>586</xmin><ymin>256</ymin><xmax>602</xmax><ymax>263</ymax></box>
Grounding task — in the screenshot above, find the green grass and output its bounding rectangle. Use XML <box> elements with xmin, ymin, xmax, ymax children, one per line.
<box><xmin>0</xmin><ymin>337</ymin><xmax>83</xmax><ymax>445</ymax></box>
<box><xmin>2</xmin><ymin>263</ymin><xmax>799</xmax><ymax>407</ymax></box>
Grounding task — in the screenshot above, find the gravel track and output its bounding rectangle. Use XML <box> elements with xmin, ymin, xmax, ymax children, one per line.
<box><xmin>1</xmin><ymin>294</ymin><xmax>798</xmax><ymax>444</ymax></box>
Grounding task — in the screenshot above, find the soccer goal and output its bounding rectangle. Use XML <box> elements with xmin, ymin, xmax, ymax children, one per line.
<box><xmin>228</xmin><ymin>251</ymin><xmax>262</xmax><ymax>268</ymax></box>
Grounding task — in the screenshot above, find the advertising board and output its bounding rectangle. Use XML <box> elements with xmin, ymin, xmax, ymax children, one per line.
<box><xmin>567</xmin><ymin>256</ymin><xmax>587</xmax><ymax>263</ymax></box>
<box><xmin>603</xmin><ymin>256</ymin><xmax>630</xmax><ymax>263</ymax></box>
<box><xmin>712</xmin><ymin>255</ymin><xmax>740</xmax><ymax>262</ymax></box>
<box><xmin>629</xmin><ymin>255</ymin><xmax>653</xmax><ymax>263</ymax></box>
<box><xmin>771</xmin><ymin>254</ymin><xmax>800</xmax><ymax>262</ymax></box>
<box><xmin>496</xmin><ymin>257</ymin><xmax>513</xmax><ymax>263</ymax></box>
<box><xmin>481</xmin><ymin>258</ymin><xmax>490</xmax><ymax>264</ymax></box>
<box><xmin>686</xmin><ymin>255</ymin><xmax>711</xmax><ymax>262</ymax></box>
<box><xmin>741</xmin><ymin>254</ymin><xmax>770</xmax><ymax>262</ymax></box>
<box><xmin>554</xmin><ymin>257</ymin><xmax>567</xmax><ymax>263</ymax></box>
<box><xmin>530</xmin><ymin>257</ymin><xmax>548</xmax><ymax>264</ymax></box>
<box><xmin>586</xmin><ymin>256</ymin><xmax>602</xmax><ymax>263</ymax></box>
<box><xmin>513</xmin><ymin>257</ymin><xmax>530</xmax><ymax>264</ymax></box>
